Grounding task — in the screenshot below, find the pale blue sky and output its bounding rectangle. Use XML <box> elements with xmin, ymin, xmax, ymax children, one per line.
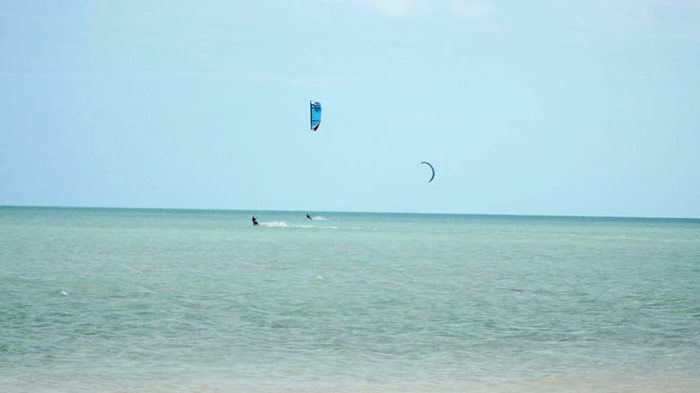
<box><xmin>1</xmin><ymin>0</ymin><xmax>699</xmax><ymax>217</ymax></box>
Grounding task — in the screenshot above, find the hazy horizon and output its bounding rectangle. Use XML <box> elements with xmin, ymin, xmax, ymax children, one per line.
<box><xmin>3</xmin><ymin>204</ymin><xmax>699</xmax><ymax>220</ymax></box>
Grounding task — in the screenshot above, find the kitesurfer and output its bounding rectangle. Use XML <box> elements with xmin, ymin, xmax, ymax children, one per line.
<box><xmin>306</xmin><ymin>214</ymin><xmax>312</xmax><ymax>220</ymax></box>
<box><xmin>252</xmin><ymin>216</ymin><xmax>259</xmax><ymax>226</ymax></box>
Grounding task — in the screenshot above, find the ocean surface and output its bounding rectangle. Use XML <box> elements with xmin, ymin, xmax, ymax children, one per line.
<box><xmin>1</xmin><ymin>206</ymin><xmax>699</xmax><ymax>393</ymax></box>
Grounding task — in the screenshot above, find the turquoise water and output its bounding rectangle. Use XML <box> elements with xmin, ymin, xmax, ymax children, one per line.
<box><xmin>1</xmin><ymin>207</ymin><xmax>699</xmax><ymax>392</ymax></box>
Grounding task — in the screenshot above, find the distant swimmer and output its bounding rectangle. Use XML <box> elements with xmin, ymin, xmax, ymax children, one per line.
<box><xmin>252</xmin><ymin>216</ymin><xmax>259</xmax><ymax>226</ymax></box>
<box><xmin>306</xmin><ymin>214</ymin><xmax>313</xmax><ymax>220</ymax></box>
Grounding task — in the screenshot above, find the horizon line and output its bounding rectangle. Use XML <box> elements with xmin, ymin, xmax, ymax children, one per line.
<box><xmin>2</xmin><ymin>204</ymin><xmax>699</xmax><ymax>221</ymax></box>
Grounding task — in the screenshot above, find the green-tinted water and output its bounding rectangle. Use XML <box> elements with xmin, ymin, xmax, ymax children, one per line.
<box><xmin>1</xmin><ymin>207</ymin><xmax>699</xmax><ymax>392</ymax></box>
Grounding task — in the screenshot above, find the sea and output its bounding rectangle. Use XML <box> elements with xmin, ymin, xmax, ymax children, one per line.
<box><xmin>1</xmin><ymin>206</ymin><xmax>699</xmax><ymax>393</ymax></box>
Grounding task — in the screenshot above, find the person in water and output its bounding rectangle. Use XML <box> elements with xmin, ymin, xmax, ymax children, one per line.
<box><xmin>306</xmin><ymin>214</ymin><xmax>312</xmax><ymax>220</ymax></box>
<box><xmin>252</xmin><ymin>216</ymin><xmax>259</xmax><ymax>226</ymax></box>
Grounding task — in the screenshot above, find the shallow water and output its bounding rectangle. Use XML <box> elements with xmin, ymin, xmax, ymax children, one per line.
<box><xmin>1</xmin><ymin>207</ymin><xmax>699</xmax><ymax>392</ymax></box>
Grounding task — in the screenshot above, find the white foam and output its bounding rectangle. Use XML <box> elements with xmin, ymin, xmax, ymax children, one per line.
<box><xmin>259</xmin><ymin>221</ymin><xmax>288</xmax><ymax>227</ymax></box>
<box><xmin>258</xmin><ymin>221</ymin><xmax>335</xmax><ymax>229</ymax></box>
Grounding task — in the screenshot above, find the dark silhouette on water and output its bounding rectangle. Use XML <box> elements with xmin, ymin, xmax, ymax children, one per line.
<box><xmin>252</xmin><ymin>216</ymin><xmax>259</xmax><ymax>226</ymax></box>
<box><xmin>306</xmin><ymin>214</ymin><xmax>313</xmax><ymax>220</ymax></box>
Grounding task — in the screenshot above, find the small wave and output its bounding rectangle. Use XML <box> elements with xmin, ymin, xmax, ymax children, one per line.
<box><xmin>259</xmin><ymin>222</ymin><xmax>317</xmax><ymax>229</ymax></box>
<box><xmin>259</xmin><ymin>221</ymin><xmax>288</xmax><ymax>227</ymax></box>
<box><xmin>312</xmin><ymin>216</ymin><xmax>328</xmax><ymax>221</ymax></box>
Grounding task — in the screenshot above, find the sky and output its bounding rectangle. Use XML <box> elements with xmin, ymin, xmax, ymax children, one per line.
<box><xmin>1</xmin><ymin>0</ymin><xmax>699</xmax><ymax>217</ymax></box>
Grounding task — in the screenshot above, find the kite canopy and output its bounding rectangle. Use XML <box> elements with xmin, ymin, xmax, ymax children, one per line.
<box><xmin>310</xmin><ymin>101</ymin><xmax>322</xmax><ymax>131</ymax></box>
<box><xmin>421</xmin><ymin>161</ymin><xmax>435</xmax><ymax>183</ymax></box>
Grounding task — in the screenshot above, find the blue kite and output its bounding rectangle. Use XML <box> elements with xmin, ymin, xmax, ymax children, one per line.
<box><xmin>310</xmin><ymin>101</ymin><xmax>322</xmax><ymax>131</ymax></box>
